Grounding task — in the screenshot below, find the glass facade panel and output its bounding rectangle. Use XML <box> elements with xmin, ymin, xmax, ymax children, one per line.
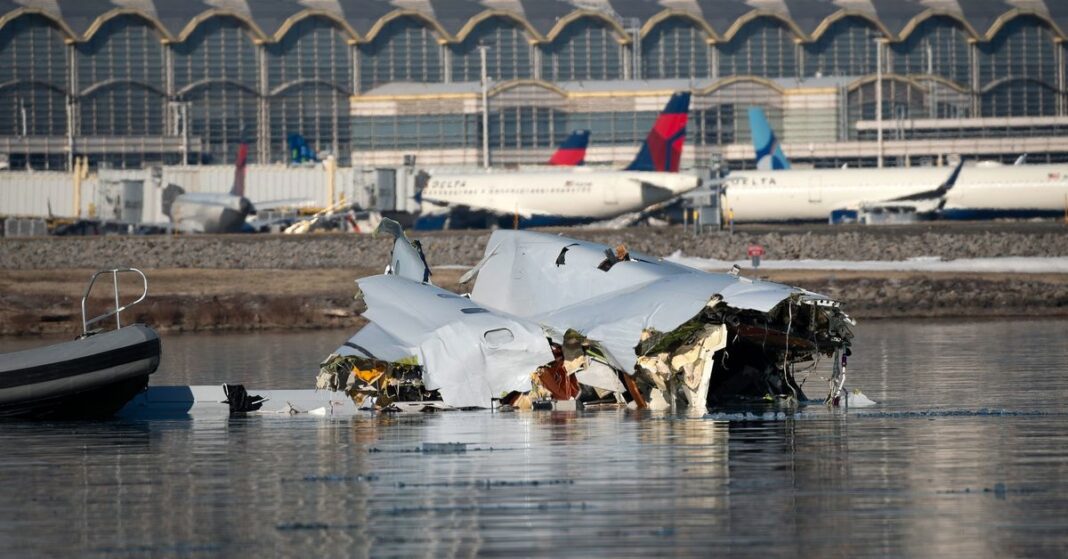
<box><xmin>890</xmin><ymin>16</ymin><xmax>971</xmax><ymax>86</ymax></box>
<box><xmin>642</xmin><ymin>18</ymin><xmax>710</xmax><ymax>79</ymax></box>
<box><xmin>847</xmin><ymin>80</ymin><xmax>929</xmax><ymax>139</ymax></box>
<box><xmin>718</xmin><ymin>18</ymin><xmax>798</xmax><ymax>79</ymax></box>
<box><xmin>172</xmin><ymin>17</ymin><xmax>260</xmax><ymax>91</ymax></box>
<box><xmin>76</xmin><ymin>16</ymin><xmax>165</xmax><ymax>88</ymax></box>
<box><xmin>268</xmin><ymin>84</ymin><xmax>350</xmax><ymax>163</ymax></box>
<box><xmin>0</xmin><ymin>13</ymin><xmax>67</xmax><ymax>89</ymax></box>
<box><xmin>358</xmin><ymin>17</ymin><xmax>443</xmax><ymax>90</ymax></box>
<box><xmin>489</xmin><ymin>107</ymin><xmax>564</xmax><ymax>149</ymax></box>
<box><xmin>0</xmin><ymin>83</ymin><xmax>66</xmax><ymax>135</ymax></box>
<box><xmin>697</xmin><ymin>104</ymin><xmax>739</xmax><ymax>146</ymax></box>
<box><xmin>804</xmin><ymin>17</ymin><xmax>881</xmax><ymax>77</ymax></box>
<box><xmin>352</xmin><ymin>114</ymin><xmax>477</xmax><ymax>151</ymax></box>
<box><xmin>79</xmin><ymin>84</ymin><xmax>165</xmax><ymax>136</ymax></box>
<box><xmin>981</xmin><ymin>79</ymin><xmax>1058</xmax><ymax>117</ymax></box>
<box><xmin>566</xmin><ymin>111</ymin><xmax>656</xmax><ymax>145</ymax></box>
<box><xmin>541</xmin><ymin>19</ymin><xmax>623</xmax><ymax>81</ymax></box>
<box><xmin>183</xmin><ymin>83</ymin><xmax>259</xmax><ymax>164</ymax></box>
<box><xmin>0</xmin><ymin>14</ymin><xmax>68</xmax><ymax>88</ymax></box>
<box><xmin>267</xmin><ymin>17</ymin><xmax>352</xmax><ymax>92</ymax></box>
<box><xmin>978</xmin><ymin>16</ymin><xmax>1057</xmax><ymax>88</ymax></box>
<box><xmin>451</xmin><ymin>17</ymin><xmax>533</xmax><ymax>82</ymax></box>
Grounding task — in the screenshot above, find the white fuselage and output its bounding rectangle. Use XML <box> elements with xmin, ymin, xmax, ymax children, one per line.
<box><xmin>943</xmin><ymin>164</ymin><xmax>1068</xmax><ymax>216</ymax></box>
<box><xmin>169</xmin><ymin>192</ymin><xmax>251</xmax><ymax>233</ymax></box>
<box><xmin>724</xmin><ymin>164</ymin><xmax>1068</xmax><ymax>222</ymax></box>
<box><xmin>421</xmin><ymin>168</ymin><xmax>701</xmax><ymax>220</ymax></box>
<box><xmin>723</xmin><ymin>167</ymin><xmax>955</xmax><ymax>222</ymax></box>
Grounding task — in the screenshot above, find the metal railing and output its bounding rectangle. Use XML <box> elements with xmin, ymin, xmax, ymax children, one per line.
<box><xmin>81</xmin><ymin>268</ymin><xmax>149</xmax><ymax>336</ymax></box>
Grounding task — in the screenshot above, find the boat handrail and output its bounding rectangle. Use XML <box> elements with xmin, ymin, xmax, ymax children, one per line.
<box><xmin>81</xmin><ymin>268</ymin><xmax>149</xmax><ymax>335</ymax></box>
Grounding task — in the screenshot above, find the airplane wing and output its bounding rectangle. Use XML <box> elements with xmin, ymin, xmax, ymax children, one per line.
<box><xmin>833</xmin><ymin>161</ymin><xmax>965</xmax><ymax>214</ymax></box>
<box><xmin>251</xmin><ymin>198</ymin><xmax>317</xmax><ymax>211</ymax></box>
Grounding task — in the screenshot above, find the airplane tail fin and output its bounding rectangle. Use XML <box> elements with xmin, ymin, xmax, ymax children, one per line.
<box><xmin>230</xmin><ymin>143</ymin><xmax>249</xmax><ymax>197</ymax></box>
<box><xmin>748</xmin><ymin>107</ymin><xmax>790</xmax><ymax>170</ymax></box>
<box><xmin>548</xmin><ymin>129</ymin><xmax>590</xmax><ymax>166</ymax></box>
<box><xmin>625</xmin><ymin>91</ymin><xmax>691</xmax><ymax>173</ymax></box>
<box><xmin>288</xmin><ymin>133</ymin><xmax>318</xmax><ymax>164</ymax></box>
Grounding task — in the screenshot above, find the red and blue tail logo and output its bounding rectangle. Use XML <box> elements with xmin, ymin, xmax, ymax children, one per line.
<box><xmin>230</xmin><ymin>143</ymin><xmax>249</xmax><ymax>197</ymax></box>
<box><xmin>625</xmin><ymin>92</ymin><xmax>690</xmax><ymax>173</ymax></box>
<box><xmin>548</xmin><ymin>129</ymin><xmax>590</xmax><ymax>166</ymax></box>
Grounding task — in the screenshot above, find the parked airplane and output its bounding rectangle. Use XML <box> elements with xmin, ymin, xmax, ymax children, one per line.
<box><xmin>416</xmin><ymin>92</ymin><xmax>700</xmax><ymax>228</ymax></box>
<box><xmin>722</xmin><ymin>108</ymin><xmax>963</xmax><ymax>223</ymax></box>
<box><xmin>548</xmin><ymin>130</ymin><xmax>590</xmax><ymax>166</ymax></box>
<box><xmin>735</xmin><ymin>108</ymin><xmax>1068</xmax><ymax>221</ymax></box>
<box><xmin>164</xmin><ymin>144</ymin><xmax>307</xmax><ymax>233</ymax></box>
<box><xmin>942</xmin><ymin>161</ymin><xmax>1068</xmax><ymax>219</ymax></box>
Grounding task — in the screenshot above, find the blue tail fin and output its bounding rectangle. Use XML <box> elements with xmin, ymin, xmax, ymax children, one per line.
<box><xmin>288</xmin><ymin>133</ymin><xmax>318</xmax><ymax>164</ymax></box>
<box><xmin>625</xmin><ymin>92</ymin><xmax>691</xmax><ymax>172</ymax></box>
<box><xmin>748</xmin><ymin>107</ymin><xmax>790</xmax><ymax>170</ymax></box>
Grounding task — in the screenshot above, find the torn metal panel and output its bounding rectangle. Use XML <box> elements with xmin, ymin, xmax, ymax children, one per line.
<box><xmin>574</xmin><ymin>361</ymin><xmax>626</xmax><ymax>396</ymax></box>
<box><xmin>338</xmin><ymin>323</ymin><xmax>411</xmax><ymax>363</ymax></box>
<box><xmin>377</xmin><ymin>218</ymin><xmax>432</xmax><ymax>283</ymax></box>
<box><xmin>333</xmin><ymin>227</ymin><xmax>854</xmax><ymax>411</ymax></box>
<box><xmin>469</xmin><ymin>230</ymin><xmax>853</xmax><ymax>405</ymax></box>
<box><xmin>338</xmin><ymin>274</ymin><xmax>554</xmax><ymax>408</ymax></box>
<box><xmin>470</xmin><ymin>231</ymin><xmax>831</xmax><ymax>317</ymax></box>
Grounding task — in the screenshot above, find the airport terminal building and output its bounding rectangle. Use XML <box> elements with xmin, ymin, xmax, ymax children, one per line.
<box><xmin>2</xmin><ymin>0</ymin><xmax>1068</xmax><ymax>171</ymax></box>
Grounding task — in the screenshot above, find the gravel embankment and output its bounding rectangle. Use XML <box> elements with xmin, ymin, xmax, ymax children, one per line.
<box><xmin>3</xmin><ymin>224</ymin><xmax>1067</xmax><ymax>334</ymax></box>
<box><xmin>2</xmin><ymin>223</ymin><xmax>1067</xmax><ymax>269</ymax></box>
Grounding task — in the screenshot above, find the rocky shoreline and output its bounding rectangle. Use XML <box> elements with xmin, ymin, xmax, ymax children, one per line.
<box><xmin>2</xmin><ymin>267</ymin><xmax>1066</xmax><ymax>337</ymax></box>
<box><xmin>2</xmin><ymin>222</ymin><xmax>1067</xmax><ymax>270</ymax></box>
<box><xmin>2</xmin><ymin>224</ymin><xmax>1067</xmax><ymax>336</ymax></box>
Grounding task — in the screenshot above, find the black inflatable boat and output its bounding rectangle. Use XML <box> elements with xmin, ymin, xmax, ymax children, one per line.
<box><xmin>0</xmin><ymin>268</ymin><xmax>161</xmax><ymax>419</ymax></box>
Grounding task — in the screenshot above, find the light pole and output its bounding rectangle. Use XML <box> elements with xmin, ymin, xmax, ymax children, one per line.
<box><xmin>478</xmin><ymin>43</ymin><xmax>491</xmax><ymax>169</ymax></box>
<box><xmin>875</xmin><ymin>38</ymin><xmax>885</xmax><ymax>168</ymax></box>
<box><xmin>926</xmin><ymin>42</ymin><xmax>938</xmax><ymax>120</ymax></box>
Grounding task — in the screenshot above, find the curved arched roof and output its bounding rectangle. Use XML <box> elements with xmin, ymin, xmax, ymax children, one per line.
<box><xmin>0</xmin><ymin>0</ymin><xmax>1064</xmax><ymax>43</ymax></box>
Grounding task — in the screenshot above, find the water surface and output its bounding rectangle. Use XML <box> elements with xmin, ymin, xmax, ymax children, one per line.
<box><xmin>1</xmin><ymin>319</ymin><xmax>1067</xmax><ymax>557</ymax></box>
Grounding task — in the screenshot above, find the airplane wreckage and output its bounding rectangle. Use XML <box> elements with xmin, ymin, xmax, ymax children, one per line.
<box><xmin>318</xmin><ymin>220</ymin><xmax>856</xmax><ymax>414</ymax></box>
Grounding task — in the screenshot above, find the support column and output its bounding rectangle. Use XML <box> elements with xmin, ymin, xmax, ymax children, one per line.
<box><xmin>532</xmin><ymin>43</ymin><xmax>541</xmax><ymax>80</ymax></box>
<box><xmin>627</xmin><ymin>21</ymin><xmax>641</xmax><ymax>80</ymax></box>
<box><xmin>257</xmin><ymin>43</ymin><xmax>269</xmax><ymax>164</ymax></box>
<box><xmin>66</xmin><ymin>41</ymin><xmax>77</xmax><ymax>172</ymax></box>
<box><xmin>442</xmin><ymin>42</ymin><xmax>452</xmax><ymax>83</ymax></box>
<box><xmin>875</xmin><ymin>38</ymin><xmax>884</xmax><ymax>168</ymax></box>
<box><xmin>708</xmin><ymin>41</ymin><xmax>718</xmax><ymax>81</ymax></box>
<box><xmin>1058</xmin><ymin>41</ymin><xmax>1066</xmax><ymax>116</ymax></box>
<box><xmin>351</xmin><ymin>42</ymin><xmax>361</xmax><ymax>94</ymax></box>
<box><xmin>163</xmin><ymin>40</ymin><xmax>182</xmax><ymax>164</ymax></box>
<box><xmin>969</xmin><ymin>39</ymin><xmax>980</xmax><ymax>116</ymax></box>
<box><xmin>479</xmin><ymin>44</ymin><xmax>490</xmax><ymax>168</ymax></box>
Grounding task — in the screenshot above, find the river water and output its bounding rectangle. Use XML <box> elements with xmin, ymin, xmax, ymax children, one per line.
<box><xmin>1</xmin><ymin>319</ymin><xmax>1067</xmax><ymax>557</ymax></box>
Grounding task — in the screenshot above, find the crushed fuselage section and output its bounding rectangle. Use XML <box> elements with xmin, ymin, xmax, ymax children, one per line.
<box><xmin>328</xmin><ymin>224</ymin><xmax>854</xmax><ymax>412</ymax></box>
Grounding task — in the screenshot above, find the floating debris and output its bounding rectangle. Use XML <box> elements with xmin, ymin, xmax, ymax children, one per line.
<box><xmin>328</xmin><ymin>219</ymin><xmax>855</xmax><ymax>413</ymax></box>
<box><xmin>420</xmin><ymin>442</ymin><xmax>467</xmax><ymax>454</ymax></box>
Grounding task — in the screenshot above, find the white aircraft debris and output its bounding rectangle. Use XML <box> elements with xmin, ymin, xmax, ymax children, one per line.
<box><xmin>323</xmin><ymin>219</ymin><xmax>855</xmax><ymax>413</ymax></box>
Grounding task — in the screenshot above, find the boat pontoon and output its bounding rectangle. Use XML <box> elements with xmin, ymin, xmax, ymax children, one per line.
<box><xmin>0</xmin><ymin>268</ymin><xmax>161</xmax><ymax>419</ymax></box>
